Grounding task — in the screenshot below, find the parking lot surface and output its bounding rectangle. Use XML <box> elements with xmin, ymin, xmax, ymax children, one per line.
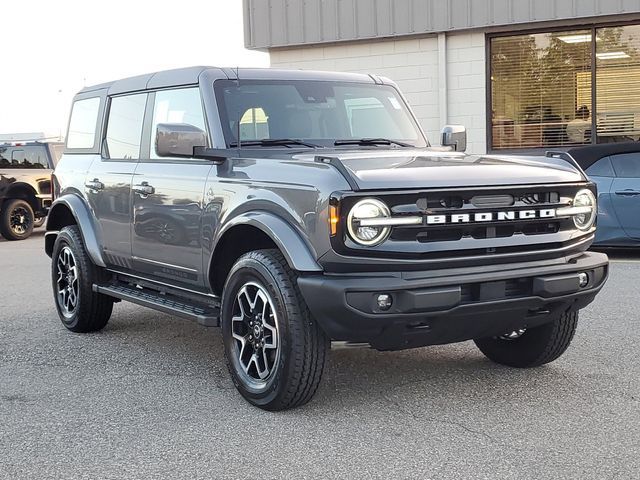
<box><xmin>1</xmin><ymin>231</ymin><xmax>639</xmax><ymax>479</ymax></box>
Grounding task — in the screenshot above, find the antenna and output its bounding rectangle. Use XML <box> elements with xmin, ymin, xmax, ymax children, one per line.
<box><xmin>235</xmin><ymin>66</ymin><xmax>241</xmax><ymax>150</ymax></box>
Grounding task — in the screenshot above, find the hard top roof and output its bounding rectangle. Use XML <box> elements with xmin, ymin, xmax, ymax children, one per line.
<box><xmin>78</xmin><ymin>66</ymin><xmax>381</xmax><ymax>96</ymax></box>
<box><xmin>567</xmin><ymin>142</ymin><xmax>640</xmax><ymax>170</ymax></box>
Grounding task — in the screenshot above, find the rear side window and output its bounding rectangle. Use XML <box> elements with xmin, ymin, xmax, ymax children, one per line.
<box><xmin>10</xmin><ymin>146</ymin><xmax>49</xmax><ymax>168</ymax></box>
<box><xmin>0</xmin><ymin>146</ymin><xmax>48</xmax><ymax>168</ymax></box>
<box><xmin>585</xmin><ymin>156</ymin><xmax>614</xmax><ymax>177</ymax></box>
<box><xmin>105</xmin><ymin>94</ymin><xmax>147</xmax><ymax>159</ymax></box>
<box><xmin>67</xmin><ymin>97</ymin><xmax>101</xmax><ymax>149</ymax></box>
<box><xmin>611</xmin><ymin>153</ymin><xmax>640</xmax><ymax>178</ymax></box>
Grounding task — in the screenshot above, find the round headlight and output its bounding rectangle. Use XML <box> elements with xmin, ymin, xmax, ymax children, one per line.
<box><xmin>347</xmin><ymin>198</ymin><xmax>391</xmax><ymax>246</ymax></box>
<box><xmin>572</xmin><ymin>189</ymin><xmax>596</xmax><ymax>230</ymax></box>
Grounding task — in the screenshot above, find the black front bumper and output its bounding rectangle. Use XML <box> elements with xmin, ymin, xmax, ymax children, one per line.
<box><xmin>297</xmin><ymin>252</ymin><xmax>608</xmax><ymax>351</ymax></box>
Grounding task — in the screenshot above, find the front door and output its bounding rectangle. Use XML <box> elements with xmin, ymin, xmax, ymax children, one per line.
<box><xmin>610</xmin><ymin>153</ymin><xmax>640</xmax><ymax>239</ymax></box>
<box><xmin>131</xmin><ymin>87</ymin><xmax>213</xmax><ymax>288</ymax></box>
<box><xmin>86</xmin><ymin>92</ymin><xmax>147</xmax><ymax>267</ymax></box>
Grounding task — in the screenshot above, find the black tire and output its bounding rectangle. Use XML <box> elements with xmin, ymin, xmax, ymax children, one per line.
<box><xmin>221</xmin><ymin>249</ymin><xmax>329</xmax><ymax>411</ymax></box>
<box><xmin>0</xmin><ymin>199</ymin><xmax>34</xmax><ymax>240</ymax></box>
<box><xmin>33</xmin><ymin>217</ymin><xmax>46</xmax><ymax>228</ymax></box>
<box><xmin>51</xmin><ymin>225</ymin><xmax>114</xmax><ymax>332</ymax></box>
<box><xmin>474</xmin><ymin>311</ymin><xmax>578</xmax><ymax>368</ymax></box>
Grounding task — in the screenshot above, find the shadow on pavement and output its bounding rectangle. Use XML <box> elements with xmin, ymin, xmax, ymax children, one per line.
<box><xmin>0</xmin><ymin>228</ymin><xmax>45</xmax><ymax>243</ymax></box>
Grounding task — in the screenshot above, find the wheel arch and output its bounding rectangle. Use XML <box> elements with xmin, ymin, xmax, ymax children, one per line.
<box><xmin>45</xmin><ymin>194</ymin><xmax>105</xmax><ymax>267</ymax></box>
<box><xmin>207</xmin><ymin>212</ymin><xmax>322</xmax><ymax>295</ymax></box>
<box><xmin>2</xmin><ymin>182</ymin><xmax>39</xmax><ymax>212</ymax></box>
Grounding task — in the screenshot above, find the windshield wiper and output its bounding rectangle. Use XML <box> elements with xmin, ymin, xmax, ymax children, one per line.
<box><xmin>229</xmin><ymin>138</ymin><xmax>322</xmax><ymax>148</ymax></box>
<box><xmin>334</xmin><ymin>138</ymin><xmax>414</xmax><ymax>147</ymax></box>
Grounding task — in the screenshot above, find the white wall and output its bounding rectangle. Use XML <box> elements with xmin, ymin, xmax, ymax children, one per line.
<box><xmin>269</xmin><ymin>32</ymin><xmax>487</xmax><ymax>154</ymax></box>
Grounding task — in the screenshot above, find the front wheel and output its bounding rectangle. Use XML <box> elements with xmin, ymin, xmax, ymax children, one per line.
<box><xmin>51</xmin><ymin>225</ymin><xmax>114</xmax><ymax>332</ymax></box>
<box><xmin>474</xmin><ymin>311</ymin><xmax>578</xmax><ymax>368</ymax></box>
<box><xmin>221</xmin><ymin>249</ymin><xmax>329</xmax><ymax>411</ymax></box>
<box><xmin>0</xmin><ymin>199</ymin><xmax>34</xmax><ymax>240</ymax></box>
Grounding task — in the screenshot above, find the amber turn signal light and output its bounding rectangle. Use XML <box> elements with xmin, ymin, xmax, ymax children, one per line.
<box><xmin>329</xmin><ymin>205</ymin><xmax>339</xmax><ymax>236</ymax></box>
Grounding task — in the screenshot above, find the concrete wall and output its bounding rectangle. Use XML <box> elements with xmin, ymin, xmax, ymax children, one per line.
<box><xmin>270</xmin><ymin>31</ymin><xmax>487</xmax><ymax>153</ymax></box>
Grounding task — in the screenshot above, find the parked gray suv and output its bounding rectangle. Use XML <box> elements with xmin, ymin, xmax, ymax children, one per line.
<box><xmin>46</xmin><ymin>67</ymin><xmax>609</xmax><ymax>410</ymax></box>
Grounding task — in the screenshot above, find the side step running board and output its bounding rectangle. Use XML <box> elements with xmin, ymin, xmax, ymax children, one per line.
<box><xmin>93</xmin><ymin>283</ymin><xmax>220</xmax><ymax>327</ymax></box>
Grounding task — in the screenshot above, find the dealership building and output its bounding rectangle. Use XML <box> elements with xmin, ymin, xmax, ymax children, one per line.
<box><xmin>243</xmin><ymin>0</ymin><xmax>640</xmax><ymax>154</ymax></box>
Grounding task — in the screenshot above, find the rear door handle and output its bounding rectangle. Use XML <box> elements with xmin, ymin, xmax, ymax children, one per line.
<box><xmin>132</xmin><ymin>182</ymin><xmax>155</xmax><ymax>196</ymax></box>
<box><xmin>615</xmin><ymin>189</ymin><xmax>640</xmax><ymax>196</ymax></box>
<box><xmin>85</xmin><ymin>179</ymin><xmax>104</xmax><ymax>191</ymax></box>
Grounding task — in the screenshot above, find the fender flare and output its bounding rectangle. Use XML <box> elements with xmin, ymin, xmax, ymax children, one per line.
<box><xmin>215</xmin><ymin>211</ymin><xmax>323</xmax><ymax>272</ymax></box>
<box><xmin>45</xmin><ymin>194</ymin><xmax>106</xmax><ymax>267</ymax></box>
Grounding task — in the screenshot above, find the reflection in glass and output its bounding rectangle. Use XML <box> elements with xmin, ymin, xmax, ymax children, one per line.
<box><xmin>491</xmin><ymin>30</ymin><xmax>592</xmax><ymax>149</ymax></box>
<box><xmin>595</xmin><ymin>26</ymin><xmax>640</xmax><ymax>143</ymax></box>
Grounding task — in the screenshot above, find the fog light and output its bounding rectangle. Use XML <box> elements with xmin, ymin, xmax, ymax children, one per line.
<box><xmin>578</xmin><ymin>272</ymin><xmax>589</xmax><ymax>288</ymax></box>
<box><xmin>376</xmin><ymin>294</ymin><xmax>393</xmax><ymax>311</ymax></box>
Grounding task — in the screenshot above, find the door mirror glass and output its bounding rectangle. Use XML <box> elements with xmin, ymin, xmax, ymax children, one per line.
<box><xmin>155</xmin><ymin>123</ymin><xmax>207</xmax><ymax>158</ymax></box>
<box><xmin>441</xmin><ymin>125</ymin><xmax>467</xmax><ymax>152</ymax></box>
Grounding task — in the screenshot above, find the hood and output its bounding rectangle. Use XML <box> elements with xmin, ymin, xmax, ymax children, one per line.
<box><xmin>297</xmin><ymin>149</ymin><xmax>585</xmax><ymax>191</ymax></box>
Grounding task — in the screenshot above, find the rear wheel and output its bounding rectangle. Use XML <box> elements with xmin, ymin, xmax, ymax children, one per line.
<box><xmin>474</xmin><ymin>311</ymin><xmax>578</xmax><ymax>368</ymax></box>
<box><xmin>51</xmin><ymin>225</ymin><xmax>114</xmax><ymax>332</ymax></box>
<box><xmin>0</xmin><ymin>199</ymin><xmax>34</xmax><ymax>240</ymax></box>
<box><xmin>221</xmin><ymin>249</ymin><xmax>329</xmax><ymax>411</ymax></box>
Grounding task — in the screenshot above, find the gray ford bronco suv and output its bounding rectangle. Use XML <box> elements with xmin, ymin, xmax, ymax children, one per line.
<box><xmin>46</xmin><ymin>67</ymin><xmax>608</xmax><ymax>410</ymax></box>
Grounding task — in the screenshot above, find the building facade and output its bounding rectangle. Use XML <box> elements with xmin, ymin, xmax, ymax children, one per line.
<box><xmin>243</xmin><ymin>0</ymin><xmax>640</xmax><ymax>154</ymax></box>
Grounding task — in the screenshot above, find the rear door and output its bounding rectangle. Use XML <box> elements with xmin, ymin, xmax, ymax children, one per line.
<box><xmin>610</xmin><ymin>153</ymin><xmax>640</xmax><ymax>239</ymax></box>
<box><xmin>131</xmin><ymin>87</ymin><xmax>213</xmax><ymax>288</ymax></box>
<box><xmin>86</xmin><ymin>93</ymin><xmax>147</xmax><ymax>267</ymax></box>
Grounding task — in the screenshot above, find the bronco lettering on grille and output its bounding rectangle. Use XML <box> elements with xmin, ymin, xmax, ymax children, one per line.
<box><xmin>426</xmin><ymin>209</ymin><xmax>556</xmax><ymax>225</ymax></box>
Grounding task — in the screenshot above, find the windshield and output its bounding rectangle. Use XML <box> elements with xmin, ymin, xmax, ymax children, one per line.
<box><xmin>214</xmin><ymin>79</ymin><xmax>427</xmax><ymax>148</ymax></box>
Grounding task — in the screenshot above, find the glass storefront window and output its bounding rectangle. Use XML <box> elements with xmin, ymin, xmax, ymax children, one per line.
<box><xmin>491</xmin><ymin>24</ymin><xmax>640</xmax><ymax>150</ymax></box>
<box><xmin>595</xmin><ymin>25</ymin><xmax>640</xmax><ymax>143</ymax></box>
<box><xmin>490</xmin><ymin>30</ymin><xmax>593</xmax><ymax>149</ymax></box>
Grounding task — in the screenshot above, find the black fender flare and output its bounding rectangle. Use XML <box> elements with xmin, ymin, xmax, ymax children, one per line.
<box><xmin>45</xmin><ymin>194</ymin><xmax>106</xmax><ymax>267</ymax></box>
<box><xmin>214</xmin><ymin>211</ymin><xmax>323</xmax><ymax>273</ymax></box>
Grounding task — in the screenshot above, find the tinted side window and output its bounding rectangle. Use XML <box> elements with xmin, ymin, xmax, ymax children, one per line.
<box><xmin>67</xmin><ymin>97</ymin><xmax>101</xmax><ymax>149</ymax></box>
<box><xmin>21</xmin><ymin>146</ymin><xmax>49</xmax><ymax>168</ymax></box>
<box><xmin>105</xmin><ymin>94</ymin><xmax>147</xmax><ymax>159</ymax></box>
<box><xmin>151</xmin><ymin>88</ymin><xmax>207</xmax><ymax>159</ymax></box>
<box><xmin>611</xmin><ymin>153</ymin><xmax>640</xmax><ymax>178</ymax></box>
<box><xmin>0</xmin><ymin>147</ymin><xmax>10</xmax><ymax>166</ymax></box>
<box><xmin>585</xmin><ymin>156</ymin><xmax>614</xmax><ymax>177</ymax></box>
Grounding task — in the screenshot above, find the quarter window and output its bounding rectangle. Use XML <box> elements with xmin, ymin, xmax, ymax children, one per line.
<box><xmin>67</xmin><ymin>97</ymin><xmax>101</xmax><ymax>149</ymax></box>
<box><xmin>585</xmin><ymin>157</ymin><xmax>615</xmax><ymax>177</ymax></box>
<box><xmin>150</xmin><ymin>88</ymin><xmax>207</xmax><ymax>159</ymax></box>
<box><xmin>105</xmin><ymin>94</ymin><xmax>147</xmax><ymax>159</ymax></box>
<box><xmin>610</xmin><ymin>153</ymin><xmax>640</xmax><ymax>178</ymax></box>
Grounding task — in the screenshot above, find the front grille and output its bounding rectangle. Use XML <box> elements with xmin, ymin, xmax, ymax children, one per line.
<box><xmin>336</xmin><ymin>183</ymin><xmax>593</xmax><ymax>262</ymax></box>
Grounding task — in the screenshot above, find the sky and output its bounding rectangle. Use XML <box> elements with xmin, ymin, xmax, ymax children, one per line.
<box><xmin>0</xmin><ymin>0</ymin><xmax>269</xmax><ymax>139</ymax></box>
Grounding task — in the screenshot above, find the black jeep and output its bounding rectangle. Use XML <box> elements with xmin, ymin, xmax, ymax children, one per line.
<box><xmin>0</xmin><ymin>141</ymin><xmax>61</xmax><ymax>240</ymax></box>
<box><xmin>45</xmin><ymin>67</ymin><xmax>608</xmax><ymax>410</ymax></box>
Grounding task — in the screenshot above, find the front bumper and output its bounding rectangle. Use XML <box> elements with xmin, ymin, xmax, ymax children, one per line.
<box><xmin>297</xmin><ymin>251</ymin><xmax>608</xmax><ymax>351</ymax></box>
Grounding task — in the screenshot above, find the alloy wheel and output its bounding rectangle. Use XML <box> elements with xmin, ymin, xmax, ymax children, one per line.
<box><xmin>230</xmin><ymin>281</ymin><xmax>280</xmax><ymax>387</ymax></box>
<box><xmin>499</xmin><ymin>328</ymin><xmax>527</xmax><ymax>340</ymax></box>
<box><xmin>9</xmin><ymin>206</ymin><xmax>31</xmax><ymax>236</ymax></box>
<box><xmin>56</xmin><ymin>246</ymin><xmax>79</xmax><ymax>317</ymax></box>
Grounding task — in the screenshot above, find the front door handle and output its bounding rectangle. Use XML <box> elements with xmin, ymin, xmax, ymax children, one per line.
<box><xmin>133</xmin><ymin>182</ymin><xmax>155</xmax><ymax>196</ymax></box>
<box><xmin>615</xmin><ymin>189</ymin><xmax>640</xmax><ymax>196</ymax></box>
<box><xmin>85</xmin><ymin>179</ymin><xmax>104</xmax><ymax>191</ymax></box>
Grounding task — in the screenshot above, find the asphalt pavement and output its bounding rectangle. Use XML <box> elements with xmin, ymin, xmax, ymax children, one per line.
<box><xmin>1</xmin><ymin>230</ymin><xmax>639</xmax><ymax>479</ymax></box>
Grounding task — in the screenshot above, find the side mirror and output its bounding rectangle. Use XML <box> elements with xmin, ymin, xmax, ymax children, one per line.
<box><xmin>441</xmin><ymin>125</ymin><xmax>467</xmax><ymax>152</ymax></box>
<box><xmin>155</xmin><ymin>123</ymin><xmax>207</xmax><ymax>158</ymax></box>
